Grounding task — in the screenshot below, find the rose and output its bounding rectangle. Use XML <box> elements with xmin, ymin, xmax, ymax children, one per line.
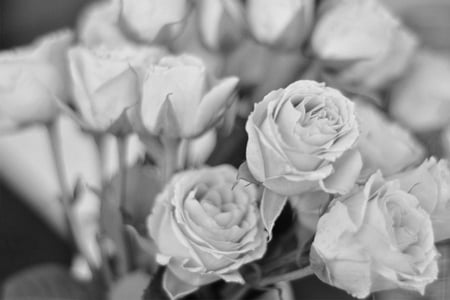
<box><xmin>0</xmin><ymin>30</ymin><xmax>73</xmax><ymax>131</ymax></box>
<box><xmin>390</xmin><ymin>51</ymin><xmax>450</xmax><ymax>132</ymax></box>
<box><xmin>312</xmin><ymin>0</ymin><xmax>418</xmax><ymax>90</ymax></box>
<box><xmin>246</xmin><ymin>80</ymin><xmax>361</xmax><ymax>196</ymax></box>
<box><xmin>147</xmin><ymin>165</ymin><xmax>267</xmax><ymax>300</ymax></box>
<box><xmin>119</xmin><ymin>0</ymin><xmax>191</xmax><ymax>44</ymax></box>
<box><xmin>311</xmin><ymin>172</ymin><xmax>439</xmax><ymax>298</ymax></box>
<box><xmin>68</xmin><ymin>45</ymin><xmax>166</xmax><ymax>133</ymax></box>
<box><xmin>394</xmin><ymin>157</ymin><xmax>450</xmax><ymax>242</ymax></box>
<box><xmin>246</xmin><ymin>0</ymin><xmax>315</xmax><ymax>51</ymax></box>
<box><xmin>135</xmin><ymin>54</ymin><xmax>238</xmax><ymax>138</ymax></box>
<box><xmin>355</xmin><ymin>101</ymin><xmax>425</xmax><ymax>180</ymax></box>
<box><xmin>196</xmin><ymin>0</ymin><xmax>245</xmax><ymax>53</ymax></box>
<box><xmin>77</xmin><ymin>0</ymin><xmax>130</xmax><ymax>47</ymax></box>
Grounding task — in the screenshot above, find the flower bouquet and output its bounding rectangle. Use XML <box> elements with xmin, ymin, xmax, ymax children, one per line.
<box><xmin>1</xmin><ymin>0</ymin><xmax>450</xmax><ymax>299</ymax></box>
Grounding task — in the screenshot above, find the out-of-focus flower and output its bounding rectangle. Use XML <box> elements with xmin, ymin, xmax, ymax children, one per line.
<box><xmin>390</xmin><ymin>51</ymin><xmax>450</xmax><ymax>132</ymax></box>
<box><xmin>355</xmin><ymin>101</ymin><xmax>425</xmax><ymax>180</ymax></box>
<box><xmin>312</xmin><ymin>0</ymin><xmax>418</xmax><ymax>90</ymax></box>
<box><xmin>196</xmin><ymin>0</ymin><xmax>245</xmax><ymax>53</ymax></box>
<box><xmin>119</xmin><ymin>0</ymin><xmax>191</xmax><ymax>44</ymax></box>
<box><xmin>184</xmin><ymin>129</ymin><xmax>217</xmax><ymax>167</ymax></box>
<box><xmin>68</xmin><ymin>45</ymin><xmax>165</xmax><ymax>134</ymax></box>
<box><xmin>311</xmin><ymin>172</ymin><xmax>439</xmax><ymax>299</ymax></box>
<box><xmin>246</xmin><ymin>0</ymin><xmax>315</xmax><ymax>51</ymax></box>
<box><xmin>246</xmin><ymin>80</ymin><xmax>361</xmax><ymax>196</ymax></box>
<box><xmin>77</xmin><ymin>0</ymin><xmax>130</xmax><ymax>47</ymax></box>
<box><xmin>148</xmin><ymin>165</ymin><xmax>267</xmax><ymax>300</ymax></box>
<box><xmin>0</xmin><ymin>30</ymin><xmax>73</xmax><ymax>131</ymax></box>
<box><xmin>394</xmin><ymin>157</ymin><xmax>450</xmax><ymax>242</ymax></box>
<box><xmin>135</xmin><ymin>54</ymin><xmax>238</xmax><ymax>138</ymax></box>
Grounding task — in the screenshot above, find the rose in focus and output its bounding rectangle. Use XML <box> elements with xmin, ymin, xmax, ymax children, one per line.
<box><xmin>395</xmin><ymin>157</ymin><xmax>450</xmax><ymax>242</ymax></box>
<box><xmin>311</xmin><ymin>172</ymin><xmax>438</xmax><ymax>298</ymax></box>
<box><xmin>0</xmin><ymin>30</ymin><xmax>73</xmax><ymax>131</ymax></box>
<box><xmin>147</xmin><ymin>165</ymin><xmax>267</xmax><ymax>299</ymax></box>
<box><xmin>246</xmin><ymin>80</ymin><xmax>361</xmax><ymax>196</ymax></box>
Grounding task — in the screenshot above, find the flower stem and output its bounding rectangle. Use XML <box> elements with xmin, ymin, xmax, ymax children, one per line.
<box><xmin>257</xmin><ymin>265</ymin><xmax>314</xmax><ymax>287</ymax></box>
<box><xmin>161</xmin><ymin>137</ymin><xmax>180</xmax><ymax>184</ymax></box>
<box><xmin>46</xmin><ymin>121</ymin><xmax>94</xmax><ymax>271</ymax></box>
<box><xmin>116</xmin><ymin>136</ymin><xmax>128</xmax><ymax>211</ymax></box>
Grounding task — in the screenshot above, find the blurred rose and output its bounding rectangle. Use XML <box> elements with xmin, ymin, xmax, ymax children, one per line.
<box><xmin>77</xmin><ymin>0</ymin><xmax>130</xmax><ymax>47</ymax></box>
<box><xmin>312</xmin><ymin>0</ymin><xmax>418</xmax><ymax>90</ymax></box>
<box><xmin>184</xmin><ymin>129</ymin><xmax>217</xmax><ymax>167</ymax></box>
<box><xmin>355</xmin><ymin>101</ymin><xmax>425</xmax><ymax>180</ymax></box>
<box><xmin>311</xmin><ymin>172</ymin><xmax>438</xmax><ymax>298</ymax></box>
<box><xmin>196</xmin><ymin>0</ymin><xmax>245</xmax><ymax>53</ymax></box>
<box><xmin>119</xmin><ymin>0</ymin><xmax>191</xmax><ymax>44</ymax></box>
<box><xmin>246</xmin><ymin>80</ymin><xmax>361</xmax><ymax>196</ymax></box>
<box><xmin>135</xmin><ymin>54</ymin><xmax>238</xmax><ymax>138</ymax></box>
<box><xmin>394</xmin><ymin>157</ymin><xmax>450</xmax><ymax>242</ymax></box>
<box><xmin>246</xmin><ymin>0</ymin><xmax>315</xmax><ymax>51</ymax></box>
<box><xmin>68</xmin><ymin>45</ymin><xmax>165</xmax><ymax>133</ymax></box>
<box><xmin>0</xmin><ymin>30</ymin><xmax>73</xmax><ymax>131</ymax></box>
<box><xmin>390</xmin><ymin>50</ymin><xmax>450</xmax><ymax>132</ymax></box>
<box><xmin>148</xmin><ymin>165</ymin><xmax>267</xmax><ymax>299</ymax></box>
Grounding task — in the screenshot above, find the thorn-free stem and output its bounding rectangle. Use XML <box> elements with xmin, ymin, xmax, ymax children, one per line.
<box><xmin>117</xmin><ymin>135</ymin><xmax>128</xmax><ymax>211</ymax></box>
<box><xmin>46</xmin><ymin>121</ymin><xmax>95</xmax><ymax>271</ymax></box>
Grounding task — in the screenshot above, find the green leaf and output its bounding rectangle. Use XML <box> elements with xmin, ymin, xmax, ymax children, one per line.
<box><xmin>261</xmin><ymin>188</ymin><xmax>288</xmax><ymax>239</ymax></box>
<box><xmin>2</xmin><ymin>264</ymin><xmax>103</xmax><ymax>300</ymax></box>
<box><xmin>237</xmin><ymin>161</ymin><xmax>260</xmax><ymax>185</ymax></box>
<box><xmin>124</xmin><ymin>225</ymin><xmax>158</xmax><ymax>273</ymax></box>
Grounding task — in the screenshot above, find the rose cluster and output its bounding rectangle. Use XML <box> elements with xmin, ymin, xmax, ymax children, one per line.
<box><xmin>1</xmin><ymin>0</ymin><xmax>450</xmax><ymax>300</ymax></box>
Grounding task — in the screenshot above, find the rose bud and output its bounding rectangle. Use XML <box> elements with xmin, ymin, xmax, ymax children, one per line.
<box><xmin>390</xmin><ymin>50</ymin><xmax>450</xmax><ymax>132</ymax></box>
<box><xmin>393</xmin><ymin>157</ymin><xmax>450</xmax><ymax>242</ymax></box>
<box><xmin>119</xmin><ymin>0</ymin><xmax>192</xmax><ymax>44</ymax></box>
<box><xmin>0</xmin><ymin>30</ymin><xmax>73</xmax><ymax>132</ymax></box>
<box><xmin>77</xmin><ymin>0</ymin><xmax>130</xmax><ymax>47</ymax></box>
<box><xmin>355</xmin><ymin>101</ymin><xmax>425</xmax><ymax>180</ymax></box>
<box><xmin>134</xmin><ymin>54</ymin><xmax>238</xmax><ymax>138</ymax></box>
<box><xmin>246</xmin><ymin>0</ymin><xmax>315</xmax><ymax>51</ymax></box>
<box><xmin>68</xmin><ymin>45</ymin><xmax>166</xmax><ymax>134</ymax></box>
<box><xmin>311</xmin><ymin>172</ymin><xmax>439</xmax><ymax>298</ymax></box>
<box><xmin>148</xmin><ymin>165</ymin><xmax>267</xmax><ymax>299</ymax></box>
<box><xmin>196</xmin><ymin>0</ymin><xmax>246</xmax><ymax>53</ymax></box>
<box><xmin>312</xmin><ymin>0</ymin><xmax>418</xmax><ymax>91</ymax></box>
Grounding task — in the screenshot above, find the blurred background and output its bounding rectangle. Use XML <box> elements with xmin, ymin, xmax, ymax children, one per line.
<box><xmin>1</xmin><ymin>0</ymin><xmax>450</xmax><ymax>299</ymax></box>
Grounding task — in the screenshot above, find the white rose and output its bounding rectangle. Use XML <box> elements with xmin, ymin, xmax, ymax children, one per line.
<box><xmin>135</xmin><ymin>54</ymin><xmax>238</xmax><ymax>138</ymax></box>
<box><xmin>390</xmin><ymin>50</ymin><xmax>450</xmax><ymax>132</ymax></box>
<box><xmin>311</xmin><ymin>172</ymin><xmax>439</xmax><ymax>298</ymax></box>
<box><xmin>246</xmin><ymin>0</ymin><xmax>315</xmax><ymax>50</ymax></box>
<box><xmin>77</xmin><ymin>0</ymin><xmax>130</xmax><ymax>47</ymax></box>
<box><xmin>0</xmin><ymin>30</ymin><xmax>73</xmax><ymax>131</ymax></box>
<box><xmin>394</xmin><ymin>157</ymin><xmax>450</xmax><ymax>242</ymax></box>
<box><xmin>148</xmin><ymin>165</ymin><xmax>267</xmax><ymax>299</ymax></box>
<box><xmin>119</xmin><ymin>0</ymin><xmax>191</xmax><ymax>44</ymax></box>
<box><xmin>196</xmin><ymin>0</ymin><xmax>245</xmax><ymax>53</ymax></box>
<box><xmin>68</xmin><ymin>45</ymin><xmax>165</xmax><ymax>133</ymax></box>
<box><xmin>312</xmin><ymin>0</ymin><xmax>418</xmax><ymax>90</ymax></box>
<box><xmin>355</xmin><ymin>100</ymin><xmax>425</xmax><ymax>180</ymax></box>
